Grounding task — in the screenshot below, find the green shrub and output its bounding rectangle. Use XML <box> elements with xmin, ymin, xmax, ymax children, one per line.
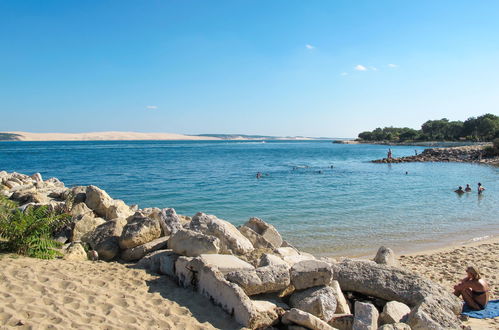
<box><xmin>0</xmin><ymin>196</ymin><xmax>71</xmax><ymax>259</ymax></box>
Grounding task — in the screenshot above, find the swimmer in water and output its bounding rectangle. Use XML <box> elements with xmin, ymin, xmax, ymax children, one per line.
<box><xmin>256</xmin><ymin>172</ymin><xmax>262</xmax><ymax>179</ymax></box>
<box><xmin>478</xmin><ymin>183</ymin><xmax>485</xmax><ymax>194</ymax></box>
<box><xmin>455</xmin><ymin>186</ymin><xmax>465</xmax><ymax>194</ymax></box>
<box><xmin>465</xmin><ymin>184</ymin><xmax>472</xmax><ymax>192</ymax></box>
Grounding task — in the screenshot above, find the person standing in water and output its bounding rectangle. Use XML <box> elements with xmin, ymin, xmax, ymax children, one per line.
<box><xmin>387</xmin><ymin>148</ymin><xmax>392</xmax><ymax>159</ymax></box>
<box><xmin>477</xmin><ymin>183</ymin><xmax>485</xmax><ymax>194</ymax></box>
<box><xmin>454</xmin><ymin>186</ymin><xmax>465</xmax><ymax>194</ymax></box>
<box><xmin>465</xmin><ymin>184</ymin><xmax>472</xmax><ymax>192</ymax></box>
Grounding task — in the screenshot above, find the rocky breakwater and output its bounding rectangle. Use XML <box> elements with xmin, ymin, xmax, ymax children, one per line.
<box><xmin>373</xmin><ymin>144</ymin><xmax>499</xmax><ymax>166</ymax></box>
<box><xmin>0</xmin><ymin>171</ymin><xmax>465</xmax><ymax>329</ymax></box>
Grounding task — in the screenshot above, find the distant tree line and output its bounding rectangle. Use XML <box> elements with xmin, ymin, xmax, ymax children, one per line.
<box><xmin>357</xmin><ymin>113</ymin><xmax>499</xmax><ymax>142</ymax></box>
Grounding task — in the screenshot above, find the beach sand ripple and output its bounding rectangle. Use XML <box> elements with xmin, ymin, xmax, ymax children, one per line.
<box><xmin>0</xmin><ymin>255</ymin><xmax>242</xmax><ymax>329</ymax></box>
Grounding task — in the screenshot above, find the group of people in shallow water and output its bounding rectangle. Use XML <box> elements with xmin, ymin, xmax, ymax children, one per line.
<box><xmin>455</xmin><ymin>183</ymin><xmax>485</xmax><ymax>194</ymax></box>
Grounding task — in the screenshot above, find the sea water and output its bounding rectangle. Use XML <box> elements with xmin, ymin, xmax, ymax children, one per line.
<box><xmin>1</xmin><ymin>140</ymin><xmax>498</xmax><ymax>256</ymax></box>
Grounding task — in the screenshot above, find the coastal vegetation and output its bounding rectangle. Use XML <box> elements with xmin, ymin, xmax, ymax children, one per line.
<box><xmin>0</xmin><ymin>195</ymin><xmax>70</xmax><ymax>259</ymax></box>
<box><xmin>358</xmin><ymin>113</ymin><xmax>499</xmax><ymax>142</ymax></box>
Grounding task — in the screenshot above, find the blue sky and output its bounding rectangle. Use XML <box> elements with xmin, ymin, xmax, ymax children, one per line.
<box><xmin>1</xmin><ymin>1</ymin><xmax>498</xmax><ymax>138</ymax></box>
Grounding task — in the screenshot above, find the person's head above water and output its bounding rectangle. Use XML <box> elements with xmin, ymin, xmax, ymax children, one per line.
<box><xmin>466</xmin><ymin>265</ymin><xmax>482</xmax><ymax>280</ymax></box>
<box><xmin>458</xmin><ymin>186</ymin><xmax>463</xmax><ymax>190</ymax></box>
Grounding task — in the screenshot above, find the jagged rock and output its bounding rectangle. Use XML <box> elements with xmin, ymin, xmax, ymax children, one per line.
<box><xmin>379</xmin><ymin>301</ymin><xmax>410</xmax><ymax>325</ymax></box>
<box><xmin>84</xmin><ymin>217</ymin><xmax>127</xmax><ymax>261</ymax></box>
<box><xmin>374</xmin><ymin>246</ymin><xmax>398</xmax><ymax>267</ymax></box>
<box><xmin>290</xmin><ymin>260</ymin><xmax>333</xmax><ymax>290</ymax></box>
<box><xmin>275</xmin><ymin>247</ymin><xmax>316</xmax><ymax>265</ymax></box>
<box><xmin>63</xmin><ymin>243</ymin><xmax>88</xmax><ymax>261</ymax></box>
<box><xmin>4</xmin><ymin>180</ymin><xmax>20</xmax><ymax>189</ymax></box>
<box><xmin>106</xmin><ymin>199</ymin><xmax>134</xmax><ymax>220</ymax></box>
<box><xmin>353</xmin><ymin>301</ymin><xmax>379</xmax><ymax>330</ymax></box>
<box><xmin>259</xmin><ymin>253</ymin><xmax>289</xmax><ymax>268</ymax></box>
<box><xmin>330</xmin><ymin>280</ymin><xmax>351</xmax><ymax>314</ymax></box>
<box><xmin>175</xmin><ymin>256</ymin><xmax>196</xmax><ymax>287</ymax></box>
<box><xmin>45</xmin><ymin>177</ymin><xmax>64</xmax><ymax>188</ymax></box>
<box><xmin>70</xmin><ymin>186</ymin><xmax>87</xmax><ymax>204</ymax></box>
<box><xmin>226</xmin><ymin>264</ymin><xmax>290</xmax><ymax>295</ymax></box>
<box><xmin>11</xmin><ymin>190</ymin><xmax>49</xmax><ymax>204</ymax></box>
<box><xmin>407</xmin><ymin>296</ymin><xmax>461</xmax><ymax>330</ymax></box>
<box><xmin>158</xmin><ymin>208</ymin><xmax>182</xmax><ymax>235</ymax></box>
<box><xmin>281</xmin><ymin>308</ymin><xmax>335</xmax><ymax>330</ymax></box>
<box><xmin>190</xmin><ymin>212</ymin><xmax>254</xmax><ymax>255</ymax></box>
<box><xmin>290</xmin><ymin>286</ymin><xmax>337</xmax><ymax>322</ymax></box>
<box><xmin>119</xmin><ymin>213</ymin><xmax>162</xmax><ymax>249</ymax></box>
<box><xmin>332</xmin><ymin>259</ymin><xmax>461</xmax><ymax>320</ymax></box>
<box><xmin>377</xmin><ymin>323</ymin><xmax>411</xmax><ymax>330</ymax></box>
<box><xmin>169</xmin><ymin>229</ymin><xmax>220</xmax><ymax>257</ymax></box>
<box><xmin>200</xmin><ymin>254</ymin><xmax>254</xmax><ymax>275</ymax></box>
<box><xmin>239</xmin><ymin>226</ymin><xmax>273</xmax><ymax>249</ymax></box>
<box><xmin>70</xmin><ymin>202</ymin><xmax>94</xmax><ymax>217</ymax></box>
<box><xmin>240</xmin><ymin>217</ymin><xmax>282</xmax><ymax>249</ymax></box>
<box><xmin>121</xmin><ymin>236</ymin><xmax>169</xmax><ymax>261</ymax></box>
<box><xmin>72</xmin><ymin>214</ymin><xmax>106</xmax><ymax>242</ymax></box>
<box><xmin>85</xmin><ymin>185</ymin><xmax>114</xmax><ymax>217</ymax></box>
<box><xmin>179</xmin><ymin>257</ymin><xmax>281</xmax><ymax>328</ymax></box>
<box><xmin>329</xmin><ymin>314</ymin><xmax>354</xmax><ymax>330</ymax></box>
<box><xmin>30</xmin><ymin>173</ymin><xmax>42</xmax><ymax>182</ymax></box>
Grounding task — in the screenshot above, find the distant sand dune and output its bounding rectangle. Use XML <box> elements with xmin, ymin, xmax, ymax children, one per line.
<box><xmin>3</xmin><ymin>131</ymin><xmax>222</xmax><ymax>141</ymax></box>
<box><xmin>0</xmin><ymin>255</ymin><xmax>242</xmax><ymax>329</ymax></box>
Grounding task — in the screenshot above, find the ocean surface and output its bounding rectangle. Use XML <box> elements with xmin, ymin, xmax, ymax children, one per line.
<box><xmin>1</xmin><ymin>140</ymin><xmax>498</xmax><ymax>257</ymax></box>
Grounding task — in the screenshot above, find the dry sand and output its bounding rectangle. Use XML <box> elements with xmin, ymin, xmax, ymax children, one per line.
<box><xmin>399</xmin><ymin>236</ymin><xmax>499</xmax><ymax>330</ymax></box>
<box><xmin>0</xmin><ymin>255</ymin><xmax>242</xmax><ymax>330</ymax></box>
<box><xmin>4</xmin><ymin>131</ymin><xmax>221</xmax><ymax>141</ymax></box>
<box><xmin>1</xmin><ymin>237</ymin><xmax>497</xmax><ymax>329</ymax></box>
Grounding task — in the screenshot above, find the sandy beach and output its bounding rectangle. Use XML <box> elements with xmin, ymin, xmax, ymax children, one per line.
<box><xmin>0</xmin><ymin>237</ymin><xmax>497</xmax><ymax>329</ymax></box>
<box><xmin>399</xmin><ymin>236</ymin><xmax>499</xmax><ymax>330</ymax></box>
<box><xmin>0</xmin><ymin>255</ymin><xmax>243</xmax><ymax>329</ymax></box>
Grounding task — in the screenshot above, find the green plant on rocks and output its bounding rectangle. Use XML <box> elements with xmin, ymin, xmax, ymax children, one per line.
<box><xmin>0</xmin><ymin>195</ymin><xmax>71</xmax><ymax>259</ymax></box>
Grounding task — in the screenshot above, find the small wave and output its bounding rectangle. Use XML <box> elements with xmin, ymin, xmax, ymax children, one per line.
<box><xmin>465</xmin><ymin>235</ymin><xmax>491</xmax><ymax>243</ymax></box>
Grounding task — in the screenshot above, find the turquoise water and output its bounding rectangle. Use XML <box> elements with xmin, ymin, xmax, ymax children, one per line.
<box><xmin>1</xmin><ymin>140</ymin><xmax>498</xmax><ymax>256</ymax></box>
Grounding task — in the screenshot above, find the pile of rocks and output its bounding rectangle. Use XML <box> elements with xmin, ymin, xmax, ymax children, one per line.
<box><xmin>372</xmin><ymin>144</ymin><xmax>499</xmax><ymax>166</ymax></box>
<box><xmin>0</xmin><ymin>171</ymin><xmax>464</xmax><ymax>329</ymax></box>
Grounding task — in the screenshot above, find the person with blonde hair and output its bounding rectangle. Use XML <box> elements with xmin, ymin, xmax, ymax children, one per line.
<box><xmin>453</xmin><ymin>265</ymin><xmax>490</xmax><ymax>310</ymax></box>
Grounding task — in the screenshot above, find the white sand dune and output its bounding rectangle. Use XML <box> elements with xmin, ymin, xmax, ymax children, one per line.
<box><xmin>4</xmin><ymin>131</ymin><xmax>221</xmax><ymax>141</ymax></box>
<box><xmin>0</xmin><ymin>255</ymin><xmax>243</xmax><ymax>329</ymax></box>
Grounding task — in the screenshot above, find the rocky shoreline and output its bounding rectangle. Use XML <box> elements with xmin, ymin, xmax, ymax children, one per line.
<box><xmin>0</xmin><ymin>171</ymin><xmax>468</xmax><ymax>329</ymax></box>
<box><xmin>372</xmin><ymin>144</ymin><xmax>499</xmax><ymax>166</ymax></box>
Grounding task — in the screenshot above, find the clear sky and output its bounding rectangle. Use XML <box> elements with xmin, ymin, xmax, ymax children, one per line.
<box><xmin>1</xmin><ymin>1</ymin><xmax>498</xmax><ymax>138</ymax></box>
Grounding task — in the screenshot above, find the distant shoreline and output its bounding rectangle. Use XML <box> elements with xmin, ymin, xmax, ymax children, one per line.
<box><xmin>0</xmin><ymin>131</ymin><xmax>321</xmax><ymax>142</ymax></box>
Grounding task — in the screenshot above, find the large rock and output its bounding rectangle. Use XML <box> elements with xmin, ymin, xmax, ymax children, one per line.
<box><xmin>121</xmin><ymin>236</ymin><xmax>169</xmax><ymax>261</ymax></box>
<box><xmin>136</xmin><ymin>249</ymin><xmax>179</xmax><ymax>277</ymax></box>
<box><xmin>377</xmin><ymin>323</ymin><xmax>411</xmax><ymax>330</ymax></box>
<box><xmin>85</xmin><ymin>185</ymin><xmax>113</xmax><ymax>217</ymax></box>
<box><xmin>406</xmin><ymin>296</ymin><xmax>461</xmax><ymax>330</ymax></box>
<box><xmin>330</xmin><ymin>280</ymin><xmax>351</xmax><ymax>314</ymax></box>
<box><xmin>70</xmin><ymin>186</ymin><xmax>87</xmax><ymax>204</ymax></box>
<box><xmin>329</xmin><ymin>314</ymin><xmax>354</xmax><ymax>330</ymax></box>
<box><xmin>239</xmin><ymin>226</ymin><xmax>273</xmax><ymax>249</ymax></box>
<box><xmin>63</xmin><ymin>243</ymin><xmax>88</xmax><ymax>261</ymax></box>
<box><xmin>290</xmin><ymin>260</ymin><xmax>333</xmax><ymax>290</ymax></box>
<box><xmin>119</xmin><ymin>213</ymin><xmax>162</xmax><ymax>249</ymax></box>
<box><xmin>70</xmin><ymin>202</ymin><xmax>94</xmax><ymax>218</ymax></box>
<box><xmin>379</xmin><ymin>301</ymin><xmax>410</xmax><ymax>325</ymax></box>
<box><xmin>239</xmin><ymin>217</ymin><xmax>282</xmax><ymax>249</ymax></box>
<box><xmin>72</xmin><ymin>214</ymin><xmax>106</xmax><ymax>242</ymax></box>
<box><xmin>226</xmin><ymin>264</ymin><xmax>290</xmax><ymax>295</ymax></box>
<box><xmin>258</xmin><ymin>253</ymin><xmax>289</xmax><ymax>268</ymax></box>
<box><xmin>200</xmin><ymin>254</ymin><xmax>254</xmax><ymax>275</ymax></box>
<box><xmin>290</xmin><ymin>286</ymin><xmax>338</xmax><ymax>322</ymax></box>
<box><xmin>332</xmin><ymin>259</ymin><xmax>461</xmax><ymax>317</ymax></box>
<box><xmin>282</xmin><ymin>308</ymin><xmax>335</xmax><ymax>330</ymax></box>
<box><xmin>84</xmin><ymin>217</ymin><xmax>127</xmax><ymax>261</ymax></box>
<box><xmin>374</xmin><ymin>246</ymin><xmax>398</xmax><ymax>267</ymax></box>
<box><xmin>158</xmin><ymin>208</ymin><xmax>183</xmax><ymax>236</ymax></box>
<box><xmin>353</xmin><ymin>301</ymin><xmax>379</xmax><ymax>330</ymax></box>
<box><xmin>106</xmin><ymin>199</ymin><xmax>134</xmax><ymax>220</ymax></box>
<box><xmin>275</xmin><ymin>247</ymin><xmax>316</xmax><ymax>266</ymax></box>
<box><xmin>180</xmin><ymin>257</ymin><xmax>281</xmax><ymax>328</ymax></box>
<box><xmin>169</xmin><ymin>229</ymin><xmax>220</xmax><ymax>257</ymax></box>
<box><xmin>190</xmin><ymin>212</ymin><xmax>254</xmax><ymax>255</ymax></box>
